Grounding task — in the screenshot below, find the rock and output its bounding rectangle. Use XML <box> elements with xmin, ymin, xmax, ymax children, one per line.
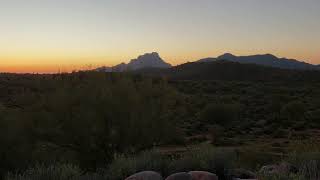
<box><xmin>165</xmin><ymin>172</ymin><xmax>192</xmax><ymax>180</ymax></box>
<box><xmin>125</xmin><ymin>171</ymin><xmax>163</xmax><ymax>180</ymax></box>
<box><xmin>259</xmin><ymin>162</ymin><xmax>298</xmax><ymax>176</ymax></box>
<box><xmin>188</xmin><ymin>171</ymin><xmax>218</xmax><ymax>180</ymax></box>
<box><xmin>230</xmin><ymin>168</ymin><xmax>256</xmax><ymax>179</ymax></box>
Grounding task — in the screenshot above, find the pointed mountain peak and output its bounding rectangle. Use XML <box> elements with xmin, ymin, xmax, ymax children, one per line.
<box><xmin>264</xmin><ymin>53</ymin><xmax>277</xmax><ymax>57</ymax></box>
<box><xmin>222</xmin><ymin>52</ymin><xmax>235</xmax><ymax>56</ymax></box>
<box><xmin>218</xmin><ymin>53</ymin><xmax>237</xmax><ymax>60</ymax></box>
<box><xmin>128</xmin><ymin>52</ymin><xmax>171</xmax><ymax>70</ymax></box>
<box><xmin>96</xmin><ymin>52</ymin><xmax>171</xmax><ymax>72</ymax></box>
<box><xmin>260</xmin><ymin>53</ymin><xmax>278</xmax><ymax>59</ymax></box>
<box><xmin>135</xmin><ymin>52</ymin><xmax>160</xmax><ymax>60</ymax></box>
<box><xmin>150</xmin><ymin>52</ymin><xmax>160</xmax><ymax>56</ymax></box>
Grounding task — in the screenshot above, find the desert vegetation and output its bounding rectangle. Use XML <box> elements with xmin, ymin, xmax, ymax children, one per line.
<box><xmin>1</xmin><ymin>71</ymin><xmax>320</xmax><ymax>179</ymax></box>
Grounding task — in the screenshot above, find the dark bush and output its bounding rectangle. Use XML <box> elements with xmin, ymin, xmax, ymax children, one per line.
<box><xmin>198</xmin><ymin>103</ymin><xmax>241</xmax><ymax>127</ymax></box>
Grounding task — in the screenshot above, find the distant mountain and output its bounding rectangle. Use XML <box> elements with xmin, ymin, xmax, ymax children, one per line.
<box><xmin>97</xmin><ymin>63</ymin><xmax>128</xmax><ymax>72</ymax></box>
<box><xmin>97</xmin><ymin>52</ymin><xmax>318</xmax><ymax>73</ymax></box>
<box><xmin>197</xmin><ymin>53</ymin><xmax>318</xmax><ymax>70</ymax></box>
<box><xmin>97</xmin><ymin>52</ymin><xmax>171</xmax><ymax>72</ymax></box>
<box><xmin>127</xmin><ymin>52</ymin><xmax>171</xmax><ymax>70</ymax></box>
<box><xmin>197</xmin><ymin>57</ymin><xmax>217</xmax><ymax>63</ymax></box>
<box><xmin>135</xmin><ymin>60</ymin><xmax>320</xmax><ymax>82</ymax></box>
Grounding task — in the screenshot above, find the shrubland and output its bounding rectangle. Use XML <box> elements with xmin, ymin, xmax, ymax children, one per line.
<box><xmin>1</xmin><ymin>71</ymin><xmax>320</xmax><ymax>179</ymax></box>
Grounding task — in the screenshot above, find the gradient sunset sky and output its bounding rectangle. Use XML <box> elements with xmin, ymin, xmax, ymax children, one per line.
<box><xmin>1</xmin><ymin>0</ymin><xmax>319</xmax><ymax>73</ymax></box>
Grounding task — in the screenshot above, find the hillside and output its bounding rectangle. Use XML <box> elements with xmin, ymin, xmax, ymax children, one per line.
<box><xmin>201</xmin><ymin>53</ymin><xmax>318</xmax><ymax>70</ymax></box>
<box><xmin>135</xmin><ymin>60</ymin><xmax>320</xmax><ymax>82</ymax></box>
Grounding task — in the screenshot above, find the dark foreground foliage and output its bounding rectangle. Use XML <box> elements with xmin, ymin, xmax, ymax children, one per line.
<box><xmin>0</xmin><ymin>72</ymin><xmax>183</xmax><ymax>176</ymax></box>
<box><xmin>1</xmin><ymin>71</ymin><xmax>320</xmax><ymax>179</ymax></box>
<box><xmin>5</xmin><ymin>144</ymin><xmax>320</xmax><ymax>180</ymax></box>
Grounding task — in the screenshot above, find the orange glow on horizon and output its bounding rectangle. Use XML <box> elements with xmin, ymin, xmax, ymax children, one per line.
<box><xmin>0</xmin><ymin>48</ymin><xmax>319</xmax><ymax>74</ymax></box>
<box><xmin>1</xmin><ymin>51</ymin><xmax>319</xmax><ymax>74</ymax></box>
<box><xmin>0</xmin><ymin>64</ymin><xmax>89</xmax><ymax>74</ymax></box>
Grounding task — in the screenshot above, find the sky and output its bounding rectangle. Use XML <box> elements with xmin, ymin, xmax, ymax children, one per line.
<box><xmin>0</xmin><ymin>0</ymin><xmax>319</xmax><ymax>73</ymax></box>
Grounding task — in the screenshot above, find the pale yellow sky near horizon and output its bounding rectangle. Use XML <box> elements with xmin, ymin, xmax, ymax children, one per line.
<box><xmin>0</xmin><ymin>0</ymin><xmax>319</xmax><ymax>73</ymax></box>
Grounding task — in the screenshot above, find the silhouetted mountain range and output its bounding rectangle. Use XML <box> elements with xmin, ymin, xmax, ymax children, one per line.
<box><xmin>97</xmin><ymin>52</ymin><xmax>318</xmax><ymax>72</ymax></box>
<box><xmin>95</xmin><ymin>52</ymin><xmax>320</xmax><ymax>82</ymax></box>
<box><xmin>211</xmin><ymin>53</ymin><xmax>318</xmax><ymax>70</ymax></box>
<box><xmin>135</xmin><ymin>60</ymin><xmax>320</xmax><ymax>82</ymax></box>
<box><xmin>96</xmin><ymin>52</ymin><xmax>171</xmax><ymax>72</ymax></box>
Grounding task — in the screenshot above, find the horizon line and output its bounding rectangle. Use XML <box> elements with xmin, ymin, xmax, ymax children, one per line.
<box><xmin>0</xmin><ymin>52</ymin><xmax>318</xmax><ymax>74</ymax></box>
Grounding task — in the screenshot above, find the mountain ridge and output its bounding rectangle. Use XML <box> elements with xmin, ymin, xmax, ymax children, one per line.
<box><xmin>134</xmin><ymin>60</ymin><xmax>320</xmax><ymax>82</ymax></box>
<box><xmin>206</xmin><ymin>53</ymin><xmax>317</xmax><ymax>70</ymax></box>
<box><xmin>96</xmin><ymin>52</ymin><xmax>319</xmax><ymax>72</ymax></box>
<box><xmin>96</xmin><ymin>52</ymin><xmax>171</xmax><ymax>72</ymax></box>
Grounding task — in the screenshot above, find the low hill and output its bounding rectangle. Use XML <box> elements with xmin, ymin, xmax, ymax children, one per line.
<box><xmin>199</xmin><ymin>53</ymin><xmax>318</xmax><ymax>70</ymax></box>
<box><xmin>135</xmin><ymin>60</ymin><xmax>320</xmax><ymax>82</ymax></box>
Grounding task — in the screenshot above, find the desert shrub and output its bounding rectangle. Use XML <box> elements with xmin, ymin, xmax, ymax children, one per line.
<box><xmin>2</xmin><ymin>72</ymin><xmax>320</xmax><ymax>177</ymax></box>
<box><xmin>287</xmin><ymin>152</ymin><xmax>320</xmax><ymax>179</ymax></box>
<box><xmin>299</xmin><ymin>158</ymin><xmax>320</xmax><ymax>179</ymax></box>
<box><xmin>258</xmin><ymin>173</ymin><xmax>303</xmax><ymax>180</ymax></box>
<box><xmin>284</xmin><ymin>140</ymin><xmax>320</xmax><ymax>179</ymax></box>
<box><xmin>236</xmin><ymin>150</ymin><xmax>279</xmax><ymax>171</ymax></box>
<box><xmin>0</xmin><ymin>106</ymin><xmax>33</xmax><ymax>175</ymax></box>
<box><xmin>5</xmin><ymin>164</ymin><xmax>83</xmax><ymax>180</ymax></box>
<box><xmin>76</xmin><ymin>174</ymin><xmax>106</xmax><ymax>180</ymax></box>
<box><xmin>280</xmin><ymin>101</ymin><xmax>306</xmax><ymax>125</ymax></box>
<box><xmin>0</xmin><ymin>72</ymin><xmax>184</xmax><ymax>175</ymax></box>
<box><xmin>19</xmin><ymin>73</ymin><xmax>182</xmax><ymax>168</ymax></box>
<box><xmin>251</xmin><ymin>143</ymin><xmax>320</xmax><ymax>180</ymax></box>
<box><xmin>271</xmin><ymin>128</ymin><xmax>288</xmax><ymax>138</ymax></box>
<box><xmin>106</xmin><ymin>145</ymin><xmax>236</xmax><ymax>179</ymax></box>
<box><xmin>307</xmin><ymin>109</ymin><xmax>320</xmax><ymax>126</ymax></box>
<box><xmin>169</xmin><ymin>145</ymin><xmax>236</xmax><ymax>179</ymax></box>
<box><xmin>198</xmin><ymin>103</ymin><xmax>241</xmax><ymax>126</ymax></box>
<box><xmin>209</xmin><ymin>125</ymin><xmax>225</xmax><ymax>145</ymax></box>
<box><xmin>269</xmin><ymin>94</ymin><xmax>290</xmax><ymax>114</ymax></box>
<box><xmin>105</xmin><ymin>150</ymin><xmax>170</xmax><ymax>180</ymax></box>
